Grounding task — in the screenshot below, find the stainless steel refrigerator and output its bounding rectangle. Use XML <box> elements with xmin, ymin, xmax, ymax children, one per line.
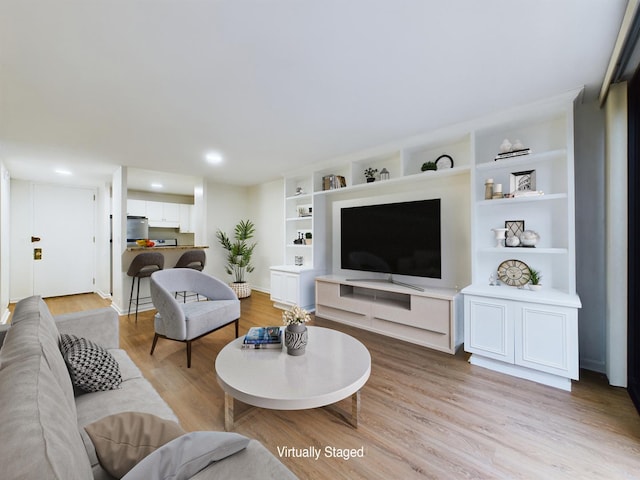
<box><xmin>126</xmin><ymin>216</ymin><xmax>149</xmax><ymax>246</ymax></box>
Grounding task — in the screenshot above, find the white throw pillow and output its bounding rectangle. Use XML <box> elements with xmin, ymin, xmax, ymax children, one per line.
<box><xmin>121</xmin><ymin>431</ymin><xmax>250</xmax><ymax>480</ymax></box>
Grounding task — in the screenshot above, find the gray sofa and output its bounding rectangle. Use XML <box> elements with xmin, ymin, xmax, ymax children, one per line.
<box><xmin>0</xmin><ymin>296</ymin><xmax>296</xmax><ymax>480</ymax></box>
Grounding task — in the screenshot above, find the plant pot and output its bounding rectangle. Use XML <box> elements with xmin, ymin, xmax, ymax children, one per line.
<box><xmin>284</xmin><ymin>324</ymin><xmax>308</xmax><ymax>356</ymax></box>
<box><xmin>529</xmin><ymin>284</ymin><xmax>542</xmax><ymax>292</ymax></box>
<box><xmin>366</xmin><ymin>178</ymin><xmax>375</xmax><ymax>183</ymax></box>
<box><xmin>305</xmin><ymin>239</ymin><xmax>312</xmax><ymax>245</ymax></box>
<box><xmin>230</xmin><ymin>282</ymin><xmax>251</xmax><ymax>299</ymax></box>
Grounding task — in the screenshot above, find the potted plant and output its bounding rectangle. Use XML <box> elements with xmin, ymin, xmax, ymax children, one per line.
<box><xmin>528</xmin><ymin>267</ymin><xmax>542</xmax><ymax>291</ymax></box>
<box><xmin>215</xmin><ymin>219</ymin><xmax>257</xmax><ymax>298</ymax></box>
<box><xmin>305</xmin><ymin>232</ymin><xmax>312</xmax><ymax>245</ymax></box>
<box><xmin>282</xmin><ymin>305</ymin><xmax>311</xmax><ymax>355</ymax></box>
<box><xmin>421</xmin><ymin>161</ymin><xmax>437</xmax><ymax>172</ymax></box>
<box><xmin>364</xmin><ymin>167</ymin><xmax>378</xmax><ymax>183</ymax></box>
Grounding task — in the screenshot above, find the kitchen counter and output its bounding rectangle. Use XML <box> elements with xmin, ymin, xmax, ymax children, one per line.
<box><xmin>126</xmin><ymin>245</ymin><xmax>209</xmax><ymax>252</ymax></box>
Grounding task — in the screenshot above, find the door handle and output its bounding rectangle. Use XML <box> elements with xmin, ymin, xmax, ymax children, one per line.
<box><xmin>34</xmin><ymin>248</ymin><xmax>42</xmax><ymax>260</ymax></box>
<box><xmin>31</xmin><ymin>236</ymin><xmax>41</xmax><ymax>243</ymax></box>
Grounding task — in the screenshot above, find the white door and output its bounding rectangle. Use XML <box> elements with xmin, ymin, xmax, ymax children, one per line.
<box><xmin>32</xmin><ymin>184</ymin><xmax>96</xmax><ymax>297</ymax></box>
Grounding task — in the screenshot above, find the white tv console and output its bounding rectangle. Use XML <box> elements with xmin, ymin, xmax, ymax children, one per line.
<box><xmin>315</xmin><ymin>275</ymin><xmax>462</xmax><ymax>354</ymax></box>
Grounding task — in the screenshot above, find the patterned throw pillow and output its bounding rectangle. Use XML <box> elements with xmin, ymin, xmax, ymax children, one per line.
<box><xmin>59</xmin><ymin>334</ymin><xmax>122</xmax><ymax>393</ymax></box>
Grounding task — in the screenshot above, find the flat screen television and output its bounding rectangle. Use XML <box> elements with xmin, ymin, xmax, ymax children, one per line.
<box><xmin>340</xmin><ymin>198</ymin><xmax>441</xmax><ymax>279</ymax></box>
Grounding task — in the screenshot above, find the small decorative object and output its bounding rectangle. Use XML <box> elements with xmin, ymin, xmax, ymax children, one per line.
<box><xmin>510</xmin><ymin>170</ymin><xmax>536</xmax><ymax>194</ymax></box>
<box><xmin>528</xmin><ymin>267</ymin><xmax>542</xmax><ymax>291</ymax></box>
<box><xmin>492</xmin><ymin>183</ymin><xmax>503</xmax><ymax>199</ymax></box>
<box><xmin>364</xmin><ymin>167</ymin><xmax>378</xmax><ymax>183</ymax></box>
<box><xmin>484</xmin><ymin>178</ymin><xmax>494</xmax><ymax>200</ymax></box>
<box><xmin>293</xmin><ymin>233</ymin><xmax>304</xmax><ymax>245</ymax></box>
<box><xmin>215</xmin><ymin>219</ymin><xmax>256</xmax><ymax>299</ymax></box>
<box><xmin>282</xmin><ymin>305</ymin><xmax>311</xmax><ymax>356</ymax></box>
<box><xmin>297</xmin><ymin>205</ymin><xmax>312</xmax><ymax>217</ymax></box>
<box><xmin>421</xmin><ymin>161</ymin><xmax>437</xmax><ymax>172</ymax></box>
<box><xmin>489</xmin><ymin>272</ymin><xmax>498</xmax><ymax>286</ymax></box>
<box><xmin>435</xmin><ymin>154</ymin><xmax>454</xmax><ymax>169</ymax></box>
<box><xmin>505</xmin><ymin>220</ymin><xmax>525</xmax><ymax>247</ymax></box>
<box><xmin>304</xmin><ymin>232</ymin><xmax>312</xmax><ymax>245</ymax></box>
<box><xmin>497</xmin><ymin>259</ymin><xmax>531</xmax><ymax>287</ymax></box>
<box><xmin>294</xmin><ymin>256</ymin><xmax>303</xmax><ymax>266</ymax></box>
<box><xmin>505</xmin><ymin>235</ymin><xmax>520</xmax><ymax>247</ymax></box>
<box><xmin>499</xmin><ymin>138</ymin><xmax>513</xmax><ymax>153</ymax></box>
<box><xmin>512</xmin><ymin>139</ymin><xmax>525</xmax><ymax>150</ymax></box>
<box><xmin>295</xmin><ymin>187</ymin><xmax>304</xmax><ymax>195</ymax></box>
<box><xmin>491</xmin><ymin>227</ymin><xmax>509</xmax><ymax>247</ymax></box>
<box><xmin>379</xmin><ymin>168</ymin><xmax>390</xmax><ymax>180</ymax></box>
<box><xmin>520</xmin><ymin>230</ymin><xmax>540</xmax><ymax>247</ymax></box>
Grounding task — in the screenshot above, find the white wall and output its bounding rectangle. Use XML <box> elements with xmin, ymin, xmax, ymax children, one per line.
<box><xmin>574</xmin><ymin>99</ymin><xmax>607</xmax><ymax>372</ymax></box>
<box><xmin>204</xmin><ymin>180</ymin><xmax>251</xmax><ymax>284</ymax></box>
<box><xmin>0</xmin><ymin>162</ymin><xmax>10</xmax><ymax>322</ymax></box>
<box><xmin>248</xmin><ymin>179</ymin><xmax>285</xmax><ymax>292</ymax></box>
<box><xmin>9</xmin><ymin>179</ymin><xmax>33</xmax><ymax>301</ymax></box>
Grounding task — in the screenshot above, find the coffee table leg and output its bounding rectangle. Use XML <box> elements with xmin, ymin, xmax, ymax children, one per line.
<box><xmin>224</xmin><ymin>392</ymin><xmax>234</xmax><ymax>431</ymax></box>
<box><xmin>350</xmin><ymin>390</ymin><xmax>360</xmax><ymax>428</ymax></box>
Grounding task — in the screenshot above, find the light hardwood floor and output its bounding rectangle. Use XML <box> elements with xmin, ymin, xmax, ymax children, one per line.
<box><xmin>27</xmin><ymin>292</ymin><xmax>640</xmax><ymax>479</ymax></box>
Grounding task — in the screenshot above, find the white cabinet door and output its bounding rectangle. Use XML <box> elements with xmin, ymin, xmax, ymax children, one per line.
<box><xmin>270</xmin><ymin>269</ymin><xmax>300</xmax><ymax>306</ymax></box>
<box><xmin>464</xmin><ymin>296</ymin><xmax>514</xmax><ymax>363</ymax></box>
<box><xmin>146</xmin><ymin>201</ymin><xmax>164</xmax><ymax>223</ymax></box>
<box><xmin>515</xmin><ymin>304</ymin><xmax>579</xmax><ymax>379</ymax></box>
<box><xmin>127</xmin><ymin>199</ymin><xmax>147</xmax><ymax>216</ymax></box>
<box><xmin>179</xmin><ymin>204</ymin><xmax>193</xmax><ymax>233</ymax></box>
<box><xmin>270</xmin><ymin>270</ymin><xmax>286</xmax><ymax>303</ymax></box>
<box><xmin>147</xmin><ymin>201</ymin><xmax>180</xmax><ymax>227</ymax></box>
<box><xmin>163</xmin><ymin>203</ymin><xmax>180</xmax><ymax>223</ymax></box>
<box><xmin>283</xmin><ymin>273</ymin><xmax>299</xmax><ymax>304</ymax></box>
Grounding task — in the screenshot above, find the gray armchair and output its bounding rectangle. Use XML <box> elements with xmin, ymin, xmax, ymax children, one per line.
<box><xmin>150</xmin><ymin>269</ymin><xmax>240</xmax><ymax>367</ymax></box>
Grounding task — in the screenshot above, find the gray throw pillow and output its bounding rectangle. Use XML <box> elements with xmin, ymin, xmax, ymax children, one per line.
<box><xmin>59</xmin><ymin>334</ymin><xmax>122</xmax><ymax>392</ymax></box>
<box><xmin>121</xmin><ymin>431</ymin><xmax>250</xmax><ymax>480</ymax></box>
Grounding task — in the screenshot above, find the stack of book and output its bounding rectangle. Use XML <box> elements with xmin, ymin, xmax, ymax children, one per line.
<box><xmin>322</xmin><ymin>174</ymin><xmax>347</xmax><ymax>190</ymax></box>
<box><xmin>494</xmin><ymin>148</ymin><xmax>532</xmax><ymax>161</ymax></box>
<box><xmin>241</xmin><ymin>326</ymin><xmax>283</xmax><ymax>349</ymax></box>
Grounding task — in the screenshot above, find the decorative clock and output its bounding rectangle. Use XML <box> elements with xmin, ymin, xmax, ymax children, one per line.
<box><xmin>497</xmin><ymin>259</ymin><xmax>531</xmax><ymax>287</ymax></box>
<box><xmin>435</xmin><ymin>154</ymin><xmax>454</xmax><ymax>169</ymax></box>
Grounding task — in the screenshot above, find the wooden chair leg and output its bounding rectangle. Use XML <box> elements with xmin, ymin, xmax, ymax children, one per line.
<box><xmin>186</xmin><ymin>340</ymin><xmax>192</xmax><ymax>368</ymax></box>
<box><xmin>150</xmin><ymin>333</ymin><xmax>159</xmax><ymax>355</ymax></box>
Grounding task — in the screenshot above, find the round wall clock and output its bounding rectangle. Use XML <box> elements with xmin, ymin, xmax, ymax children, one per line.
<box><xmin>497</xmin><ymin>259</ymin><xmax>531</xmax><ymax>287</ymax></box>
<box><xmin>435</xmin><ymin>154</ymin><xmax>454</xmax><ymax>169</ymax></box>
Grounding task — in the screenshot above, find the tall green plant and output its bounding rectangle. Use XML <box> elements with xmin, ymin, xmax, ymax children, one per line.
<box><xmin>215</xmin><ymin>219</ymin><xmax>257</xmax><ymax>283</ymax></box>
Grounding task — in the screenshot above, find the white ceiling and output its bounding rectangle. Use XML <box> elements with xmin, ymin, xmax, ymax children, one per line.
<box><xmin>0</xmin><ymin>0</ymin><xmax>629</xmax><ymax>195</ymax></box>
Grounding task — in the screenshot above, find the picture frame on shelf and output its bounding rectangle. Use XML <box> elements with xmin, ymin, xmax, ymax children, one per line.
<box><xmin>297</xmin><ymin>204</ymin><xmax>312</xmax><ymax>217</ymax></box>
<box><xmin>510</xmin><ymin>169</ymin><xmax>536</xmax><ymax>195</ymax></box>
<box><xmin>505</xmin><ymin>220</ymin><xmax>525</xmax><ymax>247</ymax></box>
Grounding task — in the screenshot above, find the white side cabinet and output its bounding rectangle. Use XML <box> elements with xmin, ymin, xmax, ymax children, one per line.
<box><xmin>464</xmin><ymin>292</ymin><xmax>579</xmax><ymax>391</ymax></box>
<box><xmin>270</xmin><ymin>266</ymin><xmax>316</xmax><ymax>311</ymax></box>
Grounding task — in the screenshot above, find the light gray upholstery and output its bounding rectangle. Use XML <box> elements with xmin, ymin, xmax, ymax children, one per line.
<box><xmin>150</xmin><ymin>269</ymin><xmax>240</xmax><ymax>367</ymax></box>
<box><xmin>0</xmin><ymin>295</ymin><xmax>296</xmax><ymax>479</ymax></box>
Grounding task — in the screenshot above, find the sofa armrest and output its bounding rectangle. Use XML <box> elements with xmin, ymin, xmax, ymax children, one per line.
<box><xmin>54</xmin><ymin>307</ymin><xmax>120</xmax><ymax>349</ymax></box>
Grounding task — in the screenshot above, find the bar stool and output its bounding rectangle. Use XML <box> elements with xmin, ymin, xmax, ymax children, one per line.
<box><xmin>127</xmin><ymin>252</ymin><xmax>164</xmax><ymax>322</ymax></box>
<box><xmin>174</xmin><ymin>250</ymin><xmax>206</xmax><ymax>302</ymax></box>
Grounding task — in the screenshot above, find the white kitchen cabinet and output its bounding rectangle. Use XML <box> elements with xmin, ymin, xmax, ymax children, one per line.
<box><xmin>464</xmin><ymin>293</ymin><xmax>579</xmax><ymax>391</ymax></box>
<box><xmin>127</xmin><ymin>199</ymin><xmax>147</xmax><ymax>217</ymax></box>
<box><xmin>146</xmin><ymin>201</ymin><xmax>180</xmax><ymax>228</ymax></box>
<box><xmin>179</xmin><ymin>204</ymin><xmax>194</xmax><ymax>233</ymax></box>
<box><xmin>270</xmin><ymin>266</ymin><xmax>316</xmax><ymax>311</ymax></box>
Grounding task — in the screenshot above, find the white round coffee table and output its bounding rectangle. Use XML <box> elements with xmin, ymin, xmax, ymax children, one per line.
<box><xmin>215</xmin><ymin>326</ymin><xmax>371</xmax><ymax>430</ymax></box>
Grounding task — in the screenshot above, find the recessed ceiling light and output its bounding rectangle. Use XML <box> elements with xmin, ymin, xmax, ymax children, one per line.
<box><xmin>151</xmin><ymin>183</ymin><xmax>163</xmax><ymax>189</ymax></box>
<box><xmin>55</xmin><ymin>169</ymin><xmax>72</xmax><ymax>176</ymax></box>
<box><xmin>205</xmin><ymin>152</ymin><xmax>223</xmax><ymax>164</ymax></box>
